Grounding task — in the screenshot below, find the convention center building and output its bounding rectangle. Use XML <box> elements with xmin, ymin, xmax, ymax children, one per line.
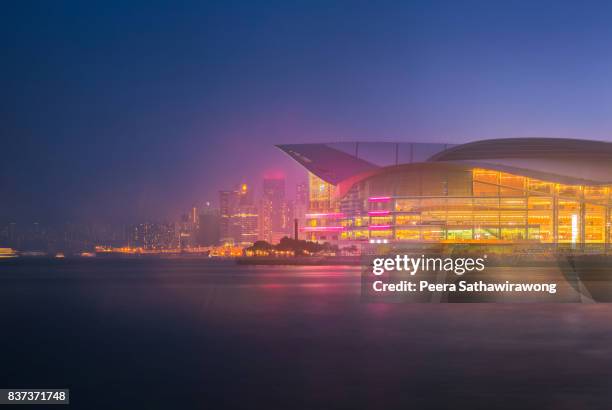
<box><xmin>278</xmin><ymin>138</ymin><xmax>612</xmax><ymax>246</ymax></box>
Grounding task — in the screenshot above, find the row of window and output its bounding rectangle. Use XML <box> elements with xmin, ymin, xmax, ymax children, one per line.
<box><xmin>306</xmin><ymin>168</ymin><xmax>612</xmax><ymax>243</ymax></box>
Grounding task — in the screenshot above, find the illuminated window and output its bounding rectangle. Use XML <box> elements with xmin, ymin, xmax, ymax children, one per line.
<box><xmin>474</xmin><ymin>182</ymin><xmax>498</xmax><ymax>197</ymax></box>
<box><xmin>585</xmin><ymin>203</ymin><xmax>605</xmax><ymax>243</ymax></box>
<box><xmin>395</xmin><ymin>229</ymin><xmax>420</xmax><ymax>240</ymax></box>
<box><xmin>395</xmin><ymin>214</ymin><xmax>420</xmax><ymax>226</ymax></box>
<box><xmin>473</xmin><ymin>169</ymin><xmax>499</xmax><ymax>197</ymax></box>
<box><xmin>499</xmin><ymin>173</ymin><xmax>525</xmax><ymax>196</ymax></box>
<box><xmin>446</xmin><ymin>229</ymin><xmax>472</xmax><ymax>240</ymax></box>
<box><xmin>528</xmin><ymin>179</ymin><xmax>553</xmax><ymax>194</ymax></box>
<box><xmin>308</xmin><ymin>173</ymin><xmax>337</xmax><ymax>211</ymax></box>
<box><xmin>527</xmin><ymin>196</ymin><xmax>552</xmax><ymax>242</ymax></box>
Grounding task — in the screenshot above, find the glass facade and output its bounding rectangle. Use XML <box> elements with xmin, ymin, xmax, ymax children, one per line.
<box><xmin>303</xmin><ymin>173</ymin><xmax>342</xmax><ymax>242</ymax></box>
<box><xmin>303</xmin><ymin>165</ymin><xmax>612</xmax><ymax>246</ymax></box>
<box><xmin>308</xmin><ymin>173</ymin><xmax>336</xmax><ymax>212</ymax></box>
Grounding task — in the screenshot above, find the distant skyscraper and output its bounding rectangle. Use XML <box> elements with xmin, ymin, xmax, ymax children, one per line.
<box><xmin>219</xmin><ymin>190</ymin><xmax>232</xmax><ymax>243</ymax></box>
<box><xmin>219</xmin><ymin>183</ymin><xmax>258</xmax><ymax>245</ymax></box>
<box><xmin>235</xmin><ymin>184</ymin><xmax>258</xmax><ymax>245</ymax></box>
<box><xmin>296</xmin><ymin>182</ymin><xmax>308</xmax><ymax>205</ymax></box>
<box><xmin>294</xmin><ymin>182</ymin><xmax>309</xmax><ymax>238</ymax></box>
<box><xmin>259</xmin><ymin>198</ymin><xmax>273</xmax><ymax>243</ymax></box>
<box><xmin>197</xmin><ymin>201</ymin><xmax>220</xmax><ymax>246</ymax></box>
<box><xmin>259</xmin><ymin>178</ymin><xmax>289</xmax><ymax>243</ymax></box>
<box><xmin>191</xmin><ymin>206</ymin><xmax>199</xmax><ymax>226</ymax></box>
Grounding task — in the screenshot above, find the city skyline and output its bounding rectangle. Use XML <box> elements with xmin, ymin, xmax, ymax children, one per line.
<box><xmin>7</xmin><ymin>135</ymin><xmax>612</xmax><ymax>254</ymax></box>
<box><xmin>0</xmin><ymin>174</ymin><xmax>310</xmax><ymax>253</ymax></box>
<box><xmin>5</xmin><ymin>1</ymin><xmax>612</xmax><ymax>224</ymax></box>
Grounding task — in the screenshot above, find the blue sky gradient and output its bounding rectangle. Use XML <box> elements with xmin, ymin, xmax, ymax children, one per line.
<box><xmin>3</xmin><ymin>0</ymin><xmax>612</xmax><ymax>222</ymax></box>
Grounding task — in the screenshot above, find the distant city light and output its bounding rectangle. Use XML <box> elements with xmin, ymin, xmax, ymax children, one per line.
<box><xmin>368</xmin><ymin>196</ymin><xmax>391</xmax><ymax>202</ymax></box>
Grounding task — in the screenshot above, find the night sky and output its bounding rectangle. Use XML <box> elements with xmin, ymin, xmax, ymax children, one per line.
<box><xmin>3</xmin><ymin>0</ymin><xmax>612</xmax><ymax>224</ymax></box>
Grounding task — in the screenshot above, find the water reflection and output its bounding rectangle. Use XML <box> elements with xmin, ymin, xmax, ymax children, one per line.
<box><xmin>0</xmin><ymin>259</ymin><xmax>611</xmax><ymax>409</ymax></box>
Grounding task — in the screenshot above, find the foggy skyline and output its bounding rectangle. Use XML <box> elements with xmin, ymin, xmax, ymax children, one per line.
<box><xmin>4</xmin><ymin>0</ymin><xmax>612</xmax><ymax>223</ymax></box>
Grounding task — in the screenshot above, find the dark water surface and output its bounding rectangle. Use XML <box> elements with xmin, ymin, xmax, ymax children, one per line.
<box><xmin>1</xmin><ymin>259</ymin><xmax>611</xmax><ymax>409</ymax></box>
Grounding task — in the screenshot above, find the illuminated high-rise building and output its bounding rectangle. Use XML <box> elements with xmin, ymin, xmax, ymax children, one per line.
<box><xmin>258</xmin><ymin>198</ymin><xmax>272</xmax><ymax>243</ymax></box>
<box><xmin>234</xmin><ymin>183</ymin><xmax>258</xmax><ymax>245</ymax></box>
<box><xmin>219</xmin><ymin>183</ymin><xmax>258</xmax><ymax>245</ymax></box>
<box><xmin>259</xmin><ymin>178</ymin><xmax>288</xmax><ymax>243</ymax></box>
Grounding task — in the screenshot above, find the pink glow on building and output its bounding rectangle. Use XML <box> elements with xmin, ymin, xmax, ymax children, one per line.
<box><xmin>368</xmin><ymin>211</ymin><xmax>391</xmax><ymax>216</ymax></box>
<box><xmin>368</xmin><ymin>225</ymin><xmax>392</xmax><ymax>230</ymax></box>
<box><xmin>368</xmin><ymin>196</ymin><xmax>391</xmax><ymax>202</ymax></box>
<box><xmin>262</xmin><ymin>170</ymin><xmax>286</xmax><ymax>179</ymax></box>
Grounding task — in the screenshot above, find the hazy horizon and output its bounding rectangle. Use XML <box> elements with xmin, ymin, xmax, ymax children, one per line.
<box><xmin>4</xmin><ymin>0</ymin><xmax>612</xmax><ymax>224</ymax></box>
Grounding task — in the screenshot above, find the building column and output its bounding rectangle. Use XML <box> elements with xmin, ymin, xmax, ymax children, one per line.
<box><xmin>605</xmin><ymin>206</ymin><xmax>610</xmax><ymax>253</ymax></box>
<box><xmin>580</xmin><ymin>197</ymin><xmax>586</xmax><ymax>252</ymax></box>
<box><xmin>552</xmin><ymin>194</ymin><xmax>558</xmax><ymax>246</ymax></box>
